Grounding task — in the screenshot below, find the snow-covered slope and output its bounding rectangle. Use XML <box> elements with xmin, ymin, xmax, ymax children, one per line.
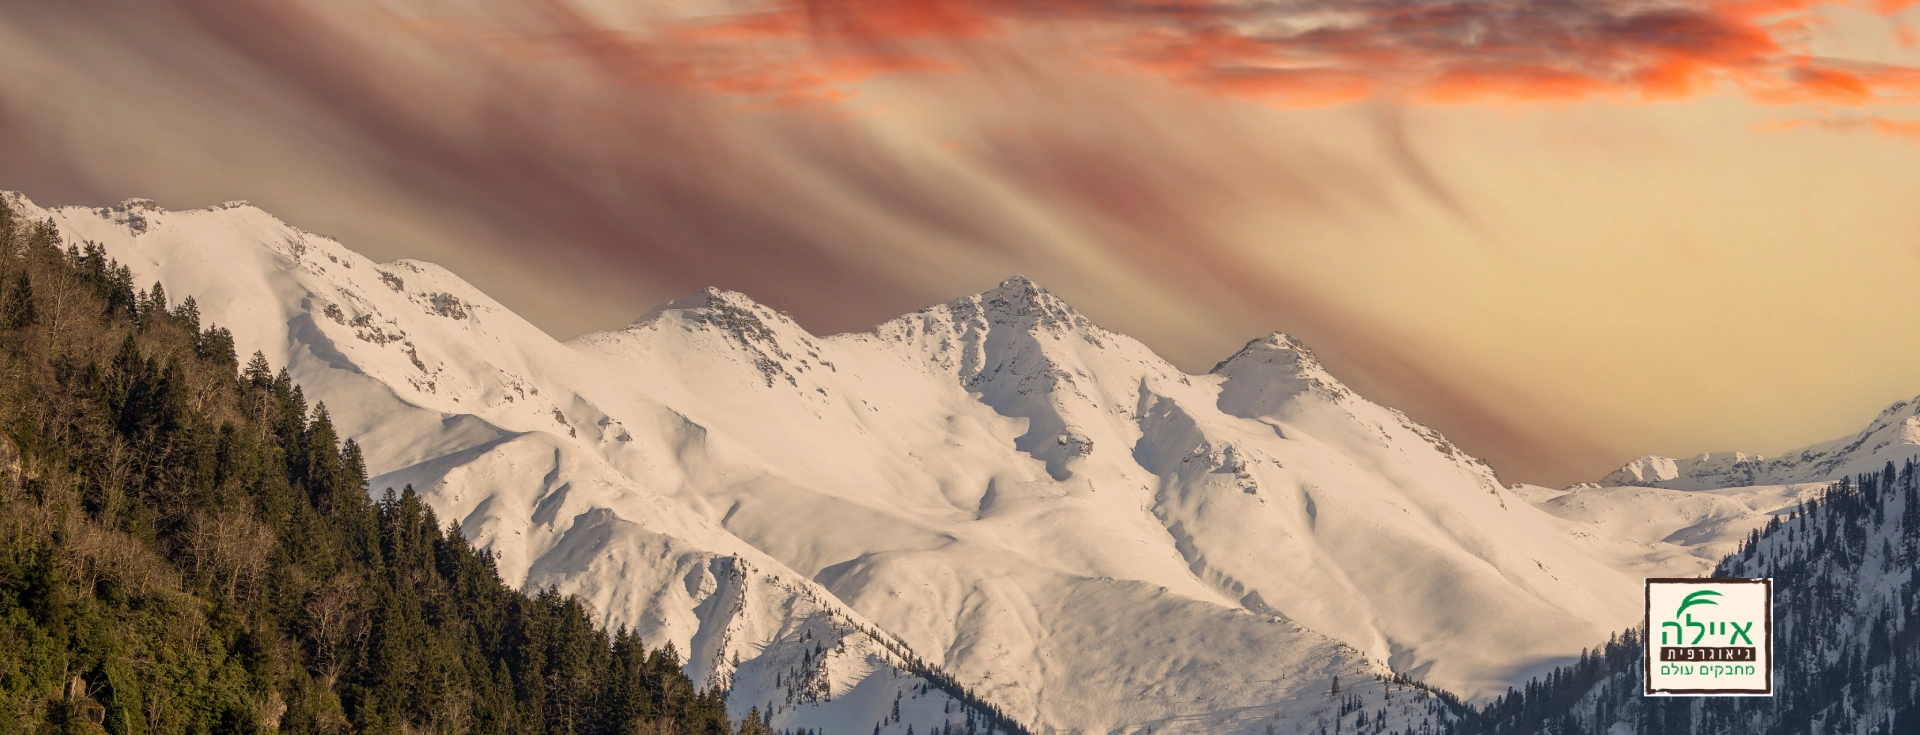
<box><xmin>1518</xmin><ymin>481</ymin><xmax>1826</xmax><ymax>572</ymax></box>
<box><xmin>1599</xmin><ymin>399</ymin><xmax>1920</xmax><ymax>490</ymax></box>
<box><xmin>10</xmin><ymin>191</ymin><xmax>1773</xmax><ymax>732</ymax></box>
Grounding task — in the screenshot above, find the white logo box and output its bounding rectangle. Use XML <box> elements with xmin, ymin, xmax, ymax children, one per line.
<box><xmin>1644</xmin><ymin>578</ymin><xmax>1773</xmax><ymax>696</ymax></box>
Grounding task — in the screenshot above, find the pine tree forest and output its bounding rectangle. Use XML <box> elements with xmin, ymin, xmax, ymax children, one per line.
<box><xmin>0</xmin><ymin>195</ymin><xmax>738</xmax><ymax>733</ymax></box>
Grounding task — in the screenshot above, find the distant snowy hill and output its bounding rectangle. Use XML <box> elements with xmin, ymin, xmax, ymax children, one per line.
<box><xmin>1598</xmin><ymin>399</ymin><xmax>1920</xmax><ymax>491</ymax></box>
<box><xmin>7</xmin><ymin>191</ymin><xmax>1828</xmax><ymax>734</ymax></box>
<box><xmin>1502</xmin><ymin>391</ymin><xmax>1920</xmax><ymax>581</ymax></box>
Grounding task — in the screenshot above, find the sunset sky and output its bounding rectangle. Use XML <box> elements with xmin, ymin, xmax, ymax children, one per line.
<box><xmin>5</xmin><ymin>0</ymin><xmax>1920</xmax><ymax>486</ymax></box>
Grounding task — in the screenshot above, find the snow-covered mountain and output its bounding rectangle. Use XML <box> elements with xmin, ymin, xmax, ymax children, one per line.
<box><xmin>1599</xmin><ymin>398</ymin><xmax>1920</xmax><ymax>491</ymax></box>
<box><xmin>8</xmin><ymin>192</ymin><xmax>1783</xmax><ymax>733</ymax></box>
<box><xmin>1509</xmin><ymin>396</ymin><xmax>1920</xmax><ymax>575</ymax></box>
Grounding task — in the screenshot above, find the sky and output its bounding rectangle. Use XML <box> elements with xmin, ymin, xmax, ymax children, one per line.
<box><xmin>4</xmin><ymin>0</ymin><xmax>1920</xmax><ymax>487</ymax></box>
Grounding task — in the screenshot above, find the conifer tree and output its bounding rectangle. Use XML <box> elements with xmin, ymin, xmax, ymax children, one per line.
<box><xmin>0</xmin><ymin>271</ymin><xmax>31</xmax><ymax>329</ymax></box>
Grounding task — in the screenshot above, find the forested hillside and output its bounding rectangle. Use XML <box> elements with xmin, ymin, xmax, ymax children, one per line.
<box><xmin>0</xmin><ymin>198</ymin><xmax>751</xmax><ymax>733</ymax></box>
<box><xmin>1455</xmin><ymin>464</ymin><xmax>1920</xmax><ymax>735</ymax></box>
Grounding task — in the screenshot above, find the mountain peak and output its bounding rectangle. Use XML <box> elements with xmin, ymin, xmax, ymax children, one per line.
<box><xmin>994</xmin><ymin>274</ymin><xmax>1041</xmax><ymax>290</ymax></box>
<box><xmin>951</xmin><ymin>274</ymin><xmax>1096</xmax><ymax>335</ymax></box>
<box><xmin>686</xmin><ymin>286</ymin><xmax>763</xmax><ymax>311</ymax></box>
<box><xmin>1210</xmin><ymin>331</ymin><xmax>1359</xmax><ymax>421</ymax></box>
<box><xmin>1600</xmin><ymin>452</ymin><xmax>1767</xmax><ymax>490</ymax></box>
<box><xmin>634</xmin><ymin>287</ymin><xmax>780</xmax><ymax>326</ymax></box>
<box><xmin>627</xmin><ymin>287</ymin><xmax>820</xmax><ymax>386</ymax></box>
<box><xmin>980</xmin><ymin>274</ymin><xmax>1068</xmax><ymax>308</ymax></box>
<box><xmin>1210</xmin><ymin>331</ymin><xmax>1323</xmax><ymax>376</ymax></box>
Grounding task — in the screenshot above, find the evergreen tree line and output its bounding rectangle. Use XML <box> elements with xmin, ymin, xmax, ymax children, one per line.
<box><xmin>0</xmin><ymin>197</ymin><xmax>736</xmax><ymax>733</ymax></box>
<box><xmin>1454</xmin><ymin>458</ymin><xmax>1920</xmax><ymax>735</ymax></box>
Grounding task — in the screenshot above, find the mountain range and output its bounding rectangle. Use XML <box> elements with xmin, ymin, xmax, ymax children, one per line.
<box><xmin>9</xmin><ymin>191</ymin><xmax>1911</xmax><ymax>734</ymax></box>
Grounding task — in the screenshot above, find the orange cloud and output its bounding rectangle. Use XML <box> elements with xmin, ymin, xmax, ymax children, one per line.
<box><xmin>1871</xmin><ymin>116</ymin><xmax>1920</xmax><ymax>136</ymax></box>
<box><xmin>1756</xmin><ymin>111</ymin><xmax>1920</xmax><ymax>140</ymax></box>
<box><xmin>547</xmin><ymin>0</ymin><xmax>1920</xmax><ymax>110</ymax></box>
<box><xmin>322</xmin><ymin>0</ymin><xmax>1920</xmax><ymax>112</ymax></box>
<box><xmin>797</xmin><ymin>0</ymin><xmax>999</xmax><ymax>40</ymax></box>
<box><xmin>1791</xmin><ymin>66</ymin><xmax>1876</xmax><ymax>102</ymax></box>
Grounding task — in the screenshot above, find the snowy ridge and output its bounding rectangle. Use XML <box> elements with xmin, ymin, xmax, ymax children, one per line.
<box><xmin>1599</xmin><ymin>399</ymin><xmax>1920</xmax><ymax>491</ymax></box>
<box><xmin>1531</xmin><ymin>365</ymin><xmax>1920</xmax><ymax>582</ymax></box>
<box><xmin>8</xmin><ymin>190</ymin><xmax>1807</xmax><ymax>733</ymax></box>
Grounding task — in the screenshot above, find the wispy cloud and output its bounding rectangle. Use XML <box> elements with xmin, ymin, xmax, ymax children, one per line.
<box><xmin>466</xmin><ymin>0</ymin><xmax>1920</xmax><ymax>107</ymax></box>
